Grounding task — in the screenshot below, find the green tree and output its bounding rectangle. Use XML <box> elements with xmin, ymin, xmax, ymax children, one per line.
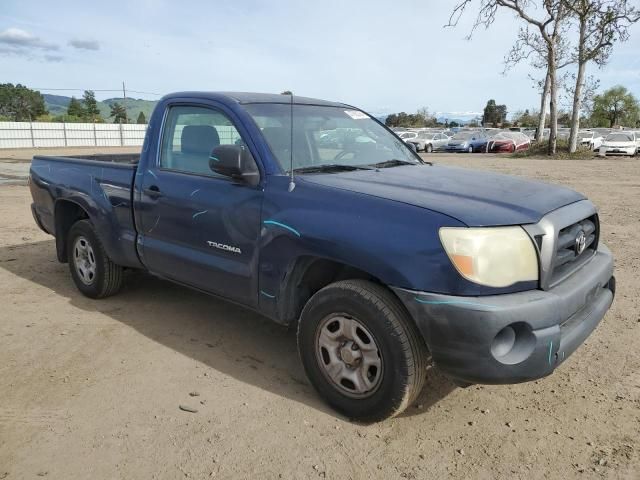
<box><xmin>280</xmin><ymin>90</ymin><xmax>293</xmax><ymax>95</ymax></box>
<box><xmin>590</xmin><ymin>85</ymin><xmax>639</xmax><ymax>127</ymax></box>
<box><xmin>513</xmin><ymin>109</ymin><xmax>538</xmax><ymax>127</ymax></box>
<box><xmin>82</xmin><ymin>90</ymin><xmax>102</xmax><ymax>122</ymax></box>
<box><xmin>0</xmin><ymin>83</ymin><xmax>47</xmax><ymax>121</ymax></box>
<box><xmin>67</xmin><ymin>97</ymin><xmax>86</xmax><ymax>118</ymax></box>
<box><xmin>558</xmin><ymin>110</ymin><xmax>572</xmax><ymax>126</ymax></box>
<box><xmin>136</xmin><ymin>111</ymin><xmax>146</xmax><ymax>124</ymax></box>
<box><xmin>110</xmin><ymin>102</ymin><xmax>128</xmax><ymax>123</ymax></box>
<box><xmin>482</xmin><ymin>99</ymin><xmax>507</xmax><ymax>127</ymax></box>
<box><xmin>385</xmin><ymin>113</ymin><xmax>398</xmax><ymax>127</ymax></box>
<box><xmin>384</xmin><ymin>111</ymin><xmax>429</xmax><ymax>128</ymax></box>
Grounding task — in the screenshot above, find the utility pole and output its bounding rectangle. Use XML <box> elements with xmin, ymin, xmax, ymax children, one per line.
<box><xmin>122</xmin><ymin>81</ymin><xmax>127</xmax><ymax>123</ymax></box>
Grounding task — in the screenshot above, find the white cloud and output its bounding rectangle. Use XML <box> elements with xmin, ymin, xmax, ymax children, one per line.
<box><xmin>0</xmin><ymin>27</ymin><xmax>58</xmax><ymax>51</ymax></box>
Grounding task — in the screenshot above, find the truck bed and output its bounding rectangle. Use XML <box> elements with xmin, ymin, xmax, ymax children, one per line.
<box><xmin>29</xmin><ymin>153</ymin><xmax>142</xmax><ymax>270</ymax></box>
<box><xmin>36</xmin><ymin>153</ymin><xmax>140</xmax><ymax>165</ymax></box>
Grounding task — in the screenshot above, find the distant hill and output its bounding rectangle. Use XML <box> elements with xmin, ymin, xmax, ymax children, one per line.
<box><xmin>42</xmin><ymin>94</ymin><xmax>158</xmax><ymax>122</ymax></box>
<box><xmin>436</xmin><ymin>117</ymin><xmax>474</xmax><ymax>125</ymax></box>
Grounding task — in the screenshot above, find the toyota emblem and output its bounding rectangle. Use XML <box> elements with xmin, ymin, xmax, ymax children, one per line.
<box><xmin>575</xmin><ymin>230</ymin><xmax>587</xmax><ymax>255</ymax></box>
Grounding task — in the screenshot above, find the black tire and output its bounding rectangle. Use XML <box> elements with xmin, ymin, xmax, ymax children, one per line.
<box><xmin>67</xmin><ymin>220</ymin><xmax>123</xmax><ymax>299</ymax></box>
<box><xmin>425</xmin><ymin>144</ymin><xmax>433</xmax><ymax>153</ymax></box>
<box><xmin>297</xmin><ymin>280</ymin><xmax>428</xmax><ymax>422</ymax></box>
<box><xmin>468</xmin><ymin>145</ymin><xmax>474</xmax><ymax>153</ymax></box>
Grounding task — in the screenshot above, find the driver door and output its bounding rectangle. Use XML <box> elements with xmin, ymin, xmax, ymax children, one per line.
<box><xmin>137</xmin><ymin>104</ymin><xmax>263</xmax><ymax>306</ymax></box>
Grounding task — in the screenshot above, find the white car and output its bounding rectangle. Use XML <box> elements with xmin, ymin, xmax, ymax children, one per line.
<box><xmin>598</xmin><ymin>132</ymin><xmax>637</xmax><ymax>157</ymax></box>
<box><xmin>398</xmin><ymin>131</ymin><xmax>418</xmax><ymax>140</ymax></box>
<box><xmin>579</xmin><ymin>130</ymin><xmax>603</xmax><ymax>151</ymax></box>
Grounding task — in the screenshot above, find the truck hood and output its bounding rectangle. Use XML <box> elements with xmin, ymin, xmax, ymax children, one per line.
<box><xmin>301</xmin><ymin>164</ymin><xmax>585</xmax><ymax>226</ymax></box>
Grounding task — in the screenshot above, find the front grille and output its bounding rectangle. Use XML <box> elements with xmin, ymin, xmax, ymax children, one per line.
<box><xmin>554</xmin><ymin>217</ymin><xmax>597</xmax><ymax>268</ymax></box>
<box><xmin>550</xmin><ymin>214</ymin><xmax>599</xmax><ymax>286</ymax></box>
<box><xmin>522</xmin><ymin>201</ymin><xmax>600</xmax><ymax>290</ymax></box>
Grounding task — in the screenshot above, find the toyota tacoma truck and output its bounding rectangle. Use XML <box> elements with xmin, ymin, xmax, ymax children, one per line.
<box><xmin>29</xmin><ymin>92</ymin><xmax>615</xmax><ymax>421</ymax></box>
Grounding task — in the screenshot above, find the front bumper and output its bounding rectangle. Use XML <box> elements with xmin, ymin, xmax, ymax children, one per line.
<box><xmin>445</xmin><ymin>145</ymin><xmax>470</xmax><ymax>152</ymax></box>
<box><xmin>599</xmin><ymin>146</ymin><xmax>635</xmax><ymax>156</ymax></box>
<box><xmin>392</xmin><ymin>245</ymin><xmax>614</xmax><ymax>384</ymax></box>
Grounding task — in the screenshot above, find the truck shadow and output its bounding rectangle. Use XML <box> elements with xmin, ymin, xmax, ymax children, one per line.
<box><xmin>0</xmin><ymin>239</ymin><xmax>456</xmax><ymax>421</ymax></box>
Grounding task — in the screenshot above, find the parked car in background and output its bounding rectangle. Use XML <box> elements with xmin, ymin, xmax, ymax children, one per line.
<box><xmin>578</xmin><ymin>130</ymin><xmax>604</xmax><ymax>151</ymax></box>
<box><xmin>558</xmin><ymin>128</ymin><xmax>570</xmax><ymax>141</ymax></box>
<box><xmin>398</xmin><ymin>131</ymin><xmax>418</xmax><ymax>141</ymax></box>
<box><xmin>445</xmin><ymin>132</ymin><xmax>489</xmax><ymax>153</ymax></box>
<box><xmin>598</xmin><ymin>132</ymin><xmax>637</xmax><ymax>157</ymax></box>
<box><xmin>487</xmin><ymin>132</ymin><xmax>531</xmax><ymax>153</ymax></box>
<box><xmin>407</xmin><ymin>132</ymin><xmax>451</xmax><ymax>152</ymax></box>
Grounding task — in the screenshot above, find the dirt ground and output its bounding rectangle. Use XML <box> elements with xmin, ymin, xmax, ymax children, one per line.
<box><xmin>0</xmin><ymin>151</ymin><xmax>639</xmax><ymax>479</ymax></box>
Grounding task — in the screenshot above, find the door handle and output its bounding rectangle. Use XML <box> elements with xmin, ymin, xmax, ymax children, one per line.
<box><xmin>144</xmin><ymin>185</ymin><xmax>163</xmax><ymax>198</ymax></box>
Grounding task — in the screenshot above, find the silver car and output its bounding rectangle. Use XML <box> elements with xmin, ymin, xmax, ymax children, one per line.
<box><xmin>406</xmin><ymin>132</ymin><xmax>451</xmax><ymax>152</ymax></box>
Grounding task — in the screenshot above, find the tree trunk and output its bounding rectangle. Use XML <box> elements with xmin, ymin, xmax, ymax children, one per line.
<box><xmin>568</xmin><ymin>19</ymin><xmax>587</xmax><ymax>153</ymax></box>
<box><xmin>536</xmin><ymin>71</ymin><xmax>550</xmax><ymax>143</ymax></box>
<box><xmin>547</xmin><ymin>46</ymin><xmax>558</xmax><ymax>155</ymax></box>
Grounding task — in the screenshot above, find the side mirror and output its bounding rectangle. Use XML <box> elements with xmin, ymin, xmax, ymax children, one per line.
<box><xmin>209</xmin><ymin>145</ymin><xmax>259</xmax><ymax>186</ymax></box>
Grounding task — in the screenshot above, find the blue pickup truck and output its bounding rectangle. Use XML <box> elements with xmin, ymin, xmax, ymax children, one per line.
<box><xmin>29</xmin><ymin>92</ymin><xmax>615</xmax><ymax>421</ymax></box>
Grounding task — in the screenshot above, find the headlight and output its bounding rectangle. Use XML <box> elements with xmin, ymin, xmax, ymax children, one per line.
<box><xmin>439</xmin><ymin>227</ymin><xmax>538</xmax><ymax>287</ymax></box>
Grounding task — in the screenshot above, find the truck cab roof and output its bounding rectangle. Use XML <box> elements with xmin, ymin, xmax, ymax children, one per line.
<box><xmin>161</xmin><ymin>91</ymin><xmax>351</xmax><ymax>108</ymax></box>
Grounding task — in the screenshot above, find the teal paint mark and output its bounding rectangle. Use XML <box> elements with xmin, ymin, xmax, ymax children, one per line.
<box><xmin>414</xmin><ymin>297</ymin><xmax>498</xmax><ymax>309</ymax></box>
<box><xmin>192</xmin><ymin>210</ymin><xmax>208</xmax><ymax>219</ymax></box>
<box><xmin>260</xmin><ymin>290</ymin><xmax>276</xmax><ymax>299</ymax></box>
<box><xmin>209</xmin><ymin>156</ymin><xmax>219</xmax><ymax>162</ymax></box>
<box><xmin>548</xmin><ymin>341</ymin><xmax>554</xmax><ymax>365</ymax></box>
<box><xmin>263</xmin><ymin>220</ymin><xmax>301</xmax><ymax>237</ymax></box>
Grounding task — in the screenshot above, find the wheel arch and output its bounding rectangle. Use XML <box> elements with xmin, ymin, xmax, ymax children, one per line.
<box><xmin>278</xmin><ymin>255</ymin><xmax>410</xmax><ymax>328</ymax></box>
<box><xmin>54</xmin><ymin>199</ymin><xmax>90</xmax><ymax>262</ymax></box>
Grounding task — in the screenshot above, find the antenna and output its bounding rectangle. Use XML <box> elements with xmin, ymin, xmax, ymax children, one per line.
<box><xmin>288</xmin><ymin>91</ymin><xmax>296</xmax><ymax>192</ymax></box>
<box><xmin>122</xmin><ymin>81</ymin><xmax>127</xmax><ymax>123</ymax></box>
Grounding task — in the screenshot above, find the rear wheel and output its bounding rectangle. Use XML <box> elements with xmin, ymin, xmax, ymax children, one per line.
<box><xmin>67</xmin><ymin>220</ymin><xmax>123</xmax><ymax>298</ymax></box>
<box><xmin>297</xmin><ymin>280</ymin><xmax>428</xmax><ymax>422</ymax></box>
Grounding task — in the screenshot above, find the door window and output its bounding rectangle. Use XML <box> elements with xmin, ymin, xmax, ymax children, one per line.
<box><xmin>160</xmin><ymin>105</ymin><xmax>244</xmax><ymax>176</ymax></box>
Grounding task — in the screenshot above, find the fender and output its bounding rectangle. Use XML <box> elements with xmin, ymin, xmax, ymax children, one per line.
<box><xmin>255</xmin><ymin>176</ymin><xmax>469</xmax><ymax>322</ymax></box>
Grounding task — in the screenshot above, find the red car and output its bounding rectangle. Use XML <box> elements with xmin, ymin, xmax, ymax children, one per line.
<box><xmin>487</xmin><ymin>132</ymin><xmax>531</xmax><ymax>153</ymax></box>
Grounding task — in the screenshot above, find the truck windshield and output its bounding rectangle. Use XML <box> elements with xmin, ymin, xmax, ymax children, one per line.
<box><xmin>244</xmin><ymin>103</ymin><xmax>422</xmax><ymax>172</ymax></box>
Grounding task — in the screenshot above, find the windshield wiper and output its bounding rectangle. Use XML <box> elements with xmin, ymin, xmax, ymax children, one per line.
<box><xmin>369</xmin><ymin>159</ymin><xmax>422</xmax><ymax>169</ymax></box>
<box><xmin>292</xmin><ymin>164</ymin><xmax>374</xmax><ymax>174</ymax></box>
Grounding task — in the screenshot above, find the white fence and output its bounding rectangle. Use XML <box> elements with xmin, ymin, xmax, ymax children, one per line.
<box><xmin>0</xmin><ymin>122</ymin><xmax>147</xmax><ymax>149</ymax></box>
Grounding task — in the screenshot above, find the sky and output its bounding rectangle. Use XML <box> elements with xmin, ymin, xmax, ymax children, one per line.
<box><xmin>1</xmin><ymin>0</ymin><xmax>639</xmax><ymax>120</ymax></box>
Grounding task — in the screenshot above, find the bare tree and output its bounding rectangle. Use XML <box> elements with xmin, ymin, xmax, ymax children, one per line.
<box><xmin>563</xmin><ymin>0</ymin><xmax>640</xmax><ymax>152</ymax></box>
<box><xmin>503</xmin><ymin>25</ymin><xmax>572</xmax><ymax>142</ymax></box>
<box><xmin>448</xmin><ymin>0</ymin><xmax>570</xmax><ymax>154</ymax></box>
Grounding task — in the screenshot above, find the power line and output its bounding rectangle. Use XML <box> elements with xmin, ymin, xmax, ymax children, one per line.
<box><xmin>32</xmin><ymin>87</ymin><xmax>162</xmax><ymax>96</ymax></box>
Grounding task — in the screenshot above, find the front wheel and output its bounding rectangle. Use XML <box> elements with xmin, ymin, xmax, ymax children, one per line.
<box><xmin>425</xmin><ymin>144</ymin><xmax>433</xmax><ymax>153</ymax></box>
<box><xmin>297</xmin><ymin>280</ymin><xmax>428</xmax><ymax>422</ymax></box>
<box><xmin>67</xmin><ymin>220</ymin><xmax>123</xmax><ymax>298</ymax></box>
<box><xmin>468</xmin><ymin>145</ymin><xmax>473</xmax><ymax>153</ymax></box>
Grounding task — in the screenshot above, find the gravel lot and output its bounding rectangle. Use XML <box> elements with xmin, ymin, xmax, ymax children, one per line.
<box><xmin>0</xmin><ymin>150</ymin><xmax>638</xmax><ymax>479</ymax></box>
